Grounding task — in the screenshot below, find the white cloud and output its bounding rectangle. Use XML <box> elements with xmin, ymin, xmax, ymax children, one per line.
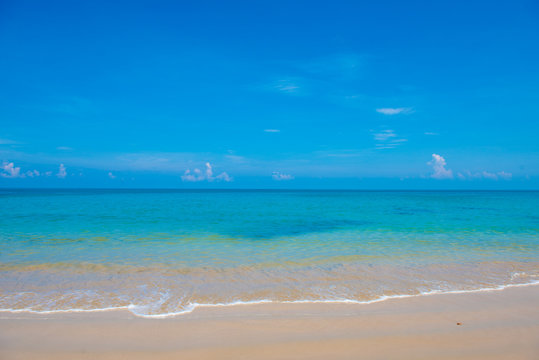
<box><xmin>497</xmin><ymin>171</ymin><xmax>512</xmax><ymax>180</ymax></box>
<box><xmin>374</xmin><ymin>129</ymin><xmax>397</xmax><ymax>141</ymax></box>
<box><xmin>25</xmin><ymin>170</ymin><xmax>40</xmax><ymax>177</ymax></box>
<box><xmin>428</xmin><ymin>154</ymin><xmax>453</xmax><ymax>179</ymax></box>
<box><xmin>1</xmin><ymin>161</ymin><xmax>41</xmax><ymax>179</ymax></box>
<box><xmin>205</xmin><ymin>162</ymin><xmax>213</xmax><ymax>178</ymax></box>
<box><xmin>272</xmin><ymin>172</ymin><xmax>294</xmax><ymax>181</ymax></box>
<box><xmin>264</xmin><ymin>129</ymin><xmax>280</xmax><ymax>133</ymax></box>
<box><xmin>424</xmin><ymin>132</ymin><xmax>439</xmax><ymax>136</ymax></box>
<box><xmin>181</xmin><ymin>169</ymin><xmax>204</xmax><ymax>182</ymax></box>
<box><xmin>376</xmin><ymin>107</ymin><xmax>413</xmax><ymax>115</ymax></box>
<box><xmin>181</xmin><ymin>162</ymin><xmax>232</xmax><ymax>182</ymax></box>
<box><xmin>373</xmin><ymin>130</ymin><xmax>407</xmax><ymax>149</ymax></box>
<box><xmin>481</xmin><ymin>171</ymin><xmax>498</xmax><ymax>180</ymax></box>
<box><xmin>57</xmin><ymin>164</ymin><xmax>67</xmax><ymax>179</ymax></box>
<box><xmin>57</xmin><ymin>146</ymin><xmax>73</xmax><ymax>151</ymax></box>
<box><xmin>1</xmin><ymin>162</ymin><xmax>21</xmax><ymax>178</ymax></box>
<box><xmin>457</xmin><ymin>170</ymin><xmax>513</xmax><ymax>181</ymax></box>
<box><xmin>108</xmin><ymin>172</ymin><xmax>116</xmax><ymax>179</ymax></box>
<box><xmin>215</xmin><ymin>172</ymin><xmax>232</xmax><ymax>182</ymax></box>
<box><xmin>274</xmin><ymin>80</ymin><xmax>299</xmax><ymax>93</ymax></box>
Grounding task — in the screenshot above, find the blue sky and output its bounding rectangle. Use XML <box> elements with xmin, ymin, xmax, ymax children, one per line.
<box><xmin>1</xmin><ymin>0</ymin><xmax>538</xmax><ymax>188</ymax></box>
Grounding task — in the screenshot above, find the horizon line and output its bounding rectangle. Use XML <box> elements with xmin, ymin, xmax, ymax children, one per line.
<box><xmin>1</xmin><ymin>188</ymin><xmax>538</xmax><ymax>192</ymax></box>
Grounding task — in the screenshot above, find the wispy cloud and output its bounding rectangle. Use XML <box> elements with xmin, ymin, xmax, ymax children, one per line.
<box><xmin>273</xmin><ymin>79</ymin><xmax>300</xmax><ymax>93</ymax></box>
<box><xmin>497</xmin><ymin>171</ymin><xmax>513</xmax><ymax>180</ymax></box>
<box><xmin>181</xmin><ymin>162</ymin><xmax>232</xmax><ymax>182</ymax></box>
<box><xmin>264</xmin><ymin>129</ymin><xmax>280</xmax><ymax>133</ymax></box>
<box><xmin>57</xmin><ymin>146</ymin><xmax>73</xmax><ymax>151</ymax></box>
<box><xmin>481</xmin><ymin>171</ymin><xmax>498</xmax><ymax>180</ymax></box>
<box><xmin>376</xmin><ymin>107</ymin><xmax>413</xmax><ymax>115</ymax></box>
<box><xmin>261</xmin><ymin>54</ymin><xmax>367</xmax><ymax>100</ymax></box>
<box><xmin>214</xmin><ymin>172</ymin><xmax>232</xmax><ymax>182</ymax></box>
<box><xmin>57</xmin><ymin>164</ymin><xmax>67</xmax><ymax>179</ymax></box>
<box><xmin>225</xmin><ymin>154</ymin><xmax>247</xmax><ymax>163</ymax></box>
<box><xmin>373</xmin><ymin>130</ymin><xmax>407</xmax><ymax>149</ymax></box>
<box><xmin>0</xmin><ymin>138</ymin><xmax>19</xmax><ymax>145</ymax></box>
<box><xmin>374</xmin><ymin>130</ymin><xmax>397</xmax><ymax>141</ymax></box>
<box><xmin>424</xmin><ymin>132</ymin><xmax>439</xmax><ymax>136</ymax></box>
<box><xmin>108</xmin><ymin>172</ymin><xmax>116</xmax><ymax>179</ymax></box>
<box><xmin>272</xmin><ymin>172</ymin><xmax>294</xmax><ymax>181</ymax></box>
<box><xmin>457</xmin><ymin>170</ymin><xmax>512</xmax><ymax>181</ymax></box>
<box><xmin>428</xmin><ymin>154</ymin><xmax>454</xmax><ymax>179</ymax></box>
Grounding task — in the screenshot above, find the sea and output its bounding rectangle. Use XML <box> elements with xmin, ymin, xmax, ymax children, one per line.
<box><xmin>1</xmin><ymin>189</ymin><xmax>538</xmax><ymax>317</ymax></box>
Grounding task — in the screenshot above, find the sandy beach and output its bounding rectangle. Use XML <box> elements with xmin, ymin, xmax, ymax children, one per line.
<box><xmin>1</xmin><ymin>284</ymin><xmax>538</xmax><ymax>360</ymax></box>
<box><xmin>2</xmin><ymin>0</ymin><xmax>538</xmax><ymax>358</ymax></box>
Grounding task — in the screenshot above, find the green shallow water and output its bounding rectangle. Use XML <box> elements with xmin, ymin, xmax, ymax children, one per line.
<box><xmin>1</xmin><ymin>190</ymin><xmax>538</xmax><ymax>316</ymax></box>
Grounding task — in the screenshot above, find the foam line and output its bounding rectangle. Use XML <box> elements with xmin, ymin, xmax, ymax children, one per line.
<box><xmin>1</xmin><ymin>280</ymin><xmax>538</xmax><ymax>319</ymax></box>
<box><xmin>0</xmin><ymin>306</ymin><xmax>127</xmax><ymax>315</ymax></box>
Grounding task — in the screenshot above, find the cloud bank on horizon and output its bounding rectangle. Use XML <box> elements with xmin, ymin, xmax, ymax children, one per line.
<box><xmin>427</xmin><ymin>154</ymin><xmax>512</xmax><ymax>181</ymax></box>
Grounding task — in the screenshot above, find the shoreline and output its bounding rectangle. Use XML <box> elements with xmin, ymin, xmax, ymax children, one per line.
<box><xmin>2</xmin><ymin>284</ymin><xmax>538</xmax><ymax>359</ymax></box>
<box><xmin>2</xmin><ymin>280</ymin><xmax>538</xmax><ymax>318</ymax></box>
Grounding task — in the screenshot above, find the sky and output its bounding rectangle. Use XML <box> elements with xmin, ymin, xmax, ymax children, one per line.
<box><xmin>1</xmin><ymin>0</ymin><xmax>538</xmax><ymax>189</ymax></box>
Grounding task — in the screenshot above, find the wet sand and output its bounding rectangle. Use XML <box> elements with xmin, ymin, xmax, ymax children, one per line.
<box><xmin>1</xmin><ymin>285</ymin><xmax>538</xmax><ymax>360</ymax></box>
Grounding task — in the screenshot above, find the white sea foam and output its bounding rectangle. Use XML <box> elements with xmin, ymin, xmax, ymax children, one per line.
<box><xmin>128</xmin><ymin>299</ymin><xmax>275</xmax><ymax>318</ymax></box>
<box><xmin>0</xmin><ymin>306</ymin><xmax>127</xmax><ymax>315</ymax></box>
<box><xmin>2</xmin><ymin>280</ymin><xmax>538</xmax><ymax>319</ymax></box>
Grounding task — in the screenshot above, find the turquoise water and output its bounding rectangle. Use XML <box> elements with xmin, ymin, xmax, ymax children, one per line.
<box><xmin>1</xmin><ymin>190</ymin><xmax>538</xmax><ymax>316</ymax></box>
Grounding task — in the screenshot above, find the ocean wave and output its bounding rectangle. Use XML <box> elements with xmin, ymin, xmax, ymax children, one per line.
<box><xmin>2</xmin><ymin>280</ymin><xmax>538</xmax><ymax>319</ymax></box>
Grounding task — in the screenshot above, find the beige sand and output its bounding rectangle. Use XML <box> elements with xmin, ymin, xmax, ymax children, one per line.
<box><xmin>1</xmin><ymin>285</ymin><xmax>538</xmax><ymax>360</ymax></box>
